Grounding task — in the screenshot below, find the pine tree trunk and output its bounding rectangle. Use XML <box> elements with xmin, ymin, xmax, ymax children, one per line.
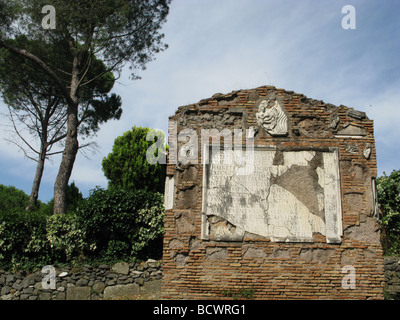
<box><xmin>26</xmin><ymin>147</ymin><xmax>46</xmax><ymax>211</ymax></box>
<box><xmin>53</xmin><ymin>54</ymin><xmax>80</xmax><ymax>214</ymax></box>
<box><xmin>53</xmin><ymin>109</ymin><xmax>79</xmax><ymax>214</ymax></box>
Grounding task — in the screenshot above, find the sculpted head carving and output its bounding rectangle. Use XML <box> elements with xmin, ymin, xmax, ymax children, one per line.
<box><xmin>256</xmin><ymin>99</ymin><xmax>288</xmax><ymax>136</ymax></box>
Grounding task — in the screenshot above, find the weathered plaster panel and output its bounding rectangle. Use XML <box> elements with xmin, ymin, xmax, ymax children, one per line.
<box><xmin>202</xmin><ymin>147</ymin><xmax>342</xmax><ymax>243</ymax></box>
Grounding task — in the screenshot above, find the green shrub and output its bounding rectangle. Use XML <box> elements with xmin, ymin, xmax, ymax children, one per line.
<box><xmin>105</xmin><ymin>240</ymin><xmax>130</xmax><ymax>260</ymax></box>
<box><xmin>76</xmin><ymin>187</ymin><xmax>165</xmax><ymax>261</ymax></box>
<box><xmin>0</xmin><ymin>184</ymin><xmax>30</xmax><ymax>213</ymax></box>
<box><xmin>66</xmin><ymin>181</ymin><xmax>84</xmax><ymax>212</ymax></box>
<box><xmin>0</xmin><ymin>185</ymin><xmax>165</xmax><ymax>270</ymax></box>
<box><xmin>39</xmin><ymin>182</ymin><xmax>84</xmax><ymax>215</ymax></box>
<box><xmin>0</xmin><ymin>210</ymin><xmax>50</xmax><ymax>269</ymax></box>
<box><xmin>46</xmin><ymin>214</ymin><xmax>87</xmax><ymax>262</ymax></box>
<box><xmin>377</xmin><ymin>170</ymin><xmax>400</xmax><ymax>255</ymax></box>
<box><xmin>102</xmin><ymin>126</ymin><xmax>167</xmax><ymax>193</ymax></box>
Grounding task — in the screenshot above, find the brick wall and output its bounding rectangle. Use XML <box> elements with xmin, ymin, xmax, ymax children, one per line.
<box><xmin>162</xmin><ymin>86</ymin><xmax>385</xmax><ymax>299</ymax></box>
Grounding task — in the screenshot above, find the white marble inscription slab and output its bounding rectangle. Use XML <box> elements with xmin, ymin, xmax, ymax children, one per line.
<box><xmin>202</xmin><ymin>147</ymin><xmax>342</xmax><ymax>243</ymax></box>
<box><xmin>164</xmin><ymin>176</ymin><xmax>175</xmax><ymax>210</ymax></box>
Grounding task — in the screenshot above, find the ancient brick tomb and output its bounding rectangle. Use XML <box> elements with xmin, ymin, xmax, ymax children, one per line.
<box><xmin>162</xmin><ymin>86</ymin><xmax>384</xmax><ymax>299</ymax></box>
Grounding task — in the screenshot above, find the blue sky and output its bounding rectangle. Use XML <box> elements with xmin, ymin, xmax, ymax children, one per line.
<box><xmin>0</xmin><ymin>0</ymin><xmax>399</xmax><ymax>202</ymax></box>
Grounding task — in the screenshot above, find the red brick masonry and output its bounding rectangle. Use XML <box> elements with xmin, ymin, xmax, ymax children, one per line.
<box><xmin>162</xmin><ymin>86</ymin><xmax>385</xmax><ymax>299</ymax></box>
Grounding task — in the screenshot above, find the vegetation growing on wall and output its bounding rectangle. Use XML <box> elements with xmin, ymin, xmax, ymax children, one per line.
<box><xmin>377</xmin><ymin>169</ymin><xmax>400</xmax><ymax>256</ymax></box>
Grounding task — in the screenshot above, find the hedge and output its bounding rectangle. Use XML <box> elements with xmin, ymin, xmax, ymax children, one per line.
<box><xmin>0</xmin><ymin>187</ymin><xmax>164</xmax><ymax>270</ymax></box>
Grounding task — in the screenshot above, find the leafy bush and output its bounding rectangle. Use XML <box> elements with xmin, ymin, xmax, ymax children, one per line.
<box><xmin>41</xmin><ymin>181</ymin><xmax>84</xmax><ymax>215</ymax></box>
<box><xmin>66</xmin><ymin>181</ymin><xmax>84</xmax><ymax>212</ymax></box>
<box><xmin>102</xmin><ymin>126</ymin><xmax>167</xmax><ymax>193</ymax></box>
<box><xmin>377</xmin><ymin>169</ymin><xmax>400</xmax><ymax>255</ymax></box>
<box><xmin>76</xmin><ymin>187</ymin><xmax>165</xmax><ymax>261</ymax></box>
<box><xmin>46</xmin><ymin>214</ymin><xmax>87</xmax><ymax>262</ymax></box>
<box><xmin>0</xmin><ymin>184</ymin><xmax>165</xmax><ymax>270</ymax></box>
<box><xmin>0</xmin><ymin>184</ymin><xmax>30</xmax><ymax>213</ymax></box>
<box><xmin>0</xmin><ymin>210</ymin><xmax>50</xmax><ymax>269</ymax></box>
<box><xmin>105</xmin><ymin>240</ymin><xmax>130</xmax><ymax>260</ymax></box>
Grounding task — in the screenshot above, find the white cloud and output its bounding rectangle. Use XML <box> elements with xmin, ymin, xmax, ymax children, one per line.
<box><xmin>0</xmin><ymin>0</ymin><xmax>399</xmax><ymax>200</ymax></box>
<box><xmin>51</xmin><ymin>0</ymin><xmax>400</xmax><ymax>190</ymax></box>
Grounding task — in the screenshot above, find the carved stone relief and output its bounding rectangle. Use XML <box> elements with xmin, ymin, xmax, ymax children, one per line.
<box><xmin>256</xmin><ymin>99</ymin><xmax>288</xmax><ymax>136</ymax></box>
<box><xmin>363</xmin><ymin>146</ymin><xmax>372</xmax><ymax>159</ymax></box>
